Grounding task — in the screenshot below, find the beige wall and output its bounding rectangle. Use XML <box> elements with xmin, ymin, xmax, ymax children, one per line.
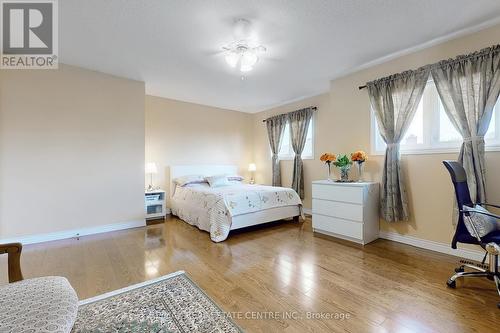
<box><xmin>252</xmin><ymin>24</ymin><xmax>500</xmax><ymax>244</ymax></box>
<box><xmin>2</xmin><ymin>24</ymin><xmax>499</xmax><ymax>246</ymax></box>
<box><xmin>0</xmin><ymin>64</ymin><xmax>145</xmax><ymax>239</ymax></box>
<box><xmin>145</xmin><ymin>96</ymin><xmax>254</xmax><ymax>197</ymax></box>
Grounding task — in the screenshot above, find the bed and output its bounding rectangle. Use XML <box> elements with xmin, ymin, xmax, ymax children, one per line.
<box><xmin>170</xmin><ymin>165</ymin><xmax>302</xmax><ymax>242</ymax></box>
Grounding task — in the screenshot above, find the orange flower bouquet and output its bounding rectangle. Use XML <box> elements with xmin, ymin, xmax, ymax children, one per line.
<box><xmin>351</xmin><ymin>150</ymin><xmax>367</xmax><ymax>182</ymax></box>
<box><xmin>320</xmin><ymin>153</ymin><xmax>336</xmax><ymax>181</ymax></box>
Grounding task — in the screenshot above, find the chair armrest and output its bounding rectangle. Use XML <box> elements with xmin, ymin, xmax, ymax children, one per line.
<box><xmin>477</xmin><ymin>203</ymin><xmax>500</xmax><ymax>209</ymax></box>
<box><xmin>0</xmin><ymin>243</ymin><xmax>24</xmax><ymax>283</ymax></box>
<box><xmin>462</xmin><ymin>208</ymin><xmax>500</xmax><ymax>220</ymax></box>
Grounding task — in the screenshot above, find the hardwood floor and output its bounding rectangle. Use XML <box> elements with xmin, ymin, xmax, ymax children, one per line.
<box><xmin>1</xmin><ymin>216</ymin><xmax>499</xmax><ymax>332</ymax></box>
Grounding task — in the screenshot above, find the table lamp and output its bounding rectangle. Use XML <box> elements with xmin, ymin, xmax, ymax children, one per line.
<box><xmin>145</xmin><ymin>162</ymin><xmax>158</xmax><ymax>191</ymax></box>
<box><xmin>248</xmin><ymin>163</ymin><xmax>256</xmax><ymax>184</ymax></box>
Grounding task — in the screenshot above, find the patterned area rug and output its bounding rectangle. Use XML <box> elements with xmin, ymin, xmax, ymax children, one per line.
<box><xmin>72</xmin><ymin>271</ymin><xmax>242</xmax><ymax>333</ymax></box>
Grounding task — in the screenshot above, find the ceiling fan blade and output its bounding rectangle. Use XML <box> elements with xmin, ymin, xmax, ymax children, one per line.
<box><xmin>202</xmin><ymin>49</ymin><xmax>226</xmax><ymax>56</ymax></box>
<box><xmin>262</xmin><ymin>56</ymin><xmax>284</xmax><ymax>63</ymax></box>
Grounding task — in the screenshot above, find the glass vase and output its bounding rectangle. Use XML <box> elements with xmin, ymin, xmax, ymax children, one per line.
<box><xmin>326</xmin><ymin>163</ymin><xmax>332</xmax><ymax>181</ymax></box>
<box><xmin>356</xmin><ymin>161</ymin><xmax>365</xmax><ymax>182</ymax></box>
<box><xmin>339</xmin><ymin>165</ymin><xmax>350</xmax><ymax>182</ymax></box>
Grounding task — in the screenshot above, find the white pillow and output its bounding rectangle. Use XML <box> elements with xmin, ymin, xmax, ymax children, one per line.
<box><xmin>206</xmin><ymin>174</ymin><xmax>230</xmax><ymax>187</ymax></box>
<box><xmin>464</xmin><ymin>205</ymin><xmax>498</xmax><ymax>237</ymax></box>
<box><xmin>227</xmin><ymin>175</ymin><xmax>244</xmax><ymax>182</ymax></box>
<box><xmin>173</xmin><ymin>175</ymin><xmax>206</xmax><ymax>187</ymax></box>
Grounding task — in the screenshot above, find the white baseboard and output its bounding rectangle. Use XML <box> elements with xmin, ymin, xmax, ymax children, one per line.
<box><xmin>0</xmin><ymin>220</ymin><xmax>146</xmax><ymax>245</ymax></box>
<box><xmin>303</xmin><ymin>208</ymin><xmax>312</xmax><ymax>215</ymax></box>
<box><xmin>379</xmin><ymin>231</ymin><xmax>486</xmax><ymax>262</ymax></box>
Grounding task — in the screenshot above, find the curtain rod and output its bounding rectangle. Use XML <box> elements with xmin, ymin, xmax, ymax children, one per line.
<box><xmin>357</xmin><ymin>44</ymin><xmax>499</xmax><ymax>91</ymax></box>
<box><xmin>262</xmin><ymin>107</ymin><xmax>317</xmax><ymax>122</ymax></box>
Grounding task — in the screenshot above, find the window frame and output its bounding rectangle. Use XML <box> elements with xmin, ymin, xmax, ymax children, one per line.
<box><xmin>277</xmin><ymin>116</ymin><xmax>315</xmax><ymax>160</ymax></box>
<box><xmin>370</xmin><ymin>81</ymin><xmax>500</xmax><ymax>155</ymax></box>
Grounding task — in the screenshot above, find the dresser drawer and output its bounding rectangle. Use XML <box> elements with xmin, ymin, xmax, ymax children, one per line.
<box><xmin>312</xmin><ymin>184</ymin><xmax>363</xmax><ymax>204</ymax></box>
<box><xmin>312</xmin><ymin>199</ymin><xmax>363</xmax><ymax>222</ymax></box>
<box><xmin>312</xmin><ymin>214</ymin><xmax>363</xmax><ymax>240</ymax></box>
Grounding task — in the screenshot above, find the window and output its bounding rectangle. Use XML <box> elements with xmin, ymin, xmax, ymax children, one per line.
<box><xmin>372</xmin><ymin>80</ymin><xmax>500</xmax><ymax>154</ymax></box>
<box><xmin>278</xmin><ymin>118</ymin><xmax>314</xmax><ymax>159</ymax></box>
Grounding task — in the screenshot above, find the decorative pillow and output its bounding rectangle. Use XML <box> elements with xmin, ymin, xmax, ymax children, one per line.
<box><xmin>206</xmin><ymin>174</ymin><xmax>230</xmax><ymax>187</ymax></box>
<box><xmin>464</xmin><ymin>205</ymin><xmax>497</xmax><ymax>237</ymax></box>
<box><xmin>173</xmin><ymin>175</ymin><xmax>206</xmax><ymax>187</ymax></box>
<box><xmin>227</xmin><ymin>175</ymin><xmax>244</xmax><ymax>182</ymax></box>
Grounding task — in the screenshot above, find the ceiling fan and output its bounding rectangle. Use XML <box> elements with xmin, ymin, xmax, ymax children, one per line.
<box><xmin>222</xmin><ymin>19</ymin><xmax>267</xmax><ymax>73</ymax></box>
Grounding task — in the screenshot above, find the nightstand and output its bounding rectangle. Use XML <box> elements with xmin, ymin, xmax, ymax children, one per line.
<box><xmin>145</xmin><ymin>190</ymin><xmax>169</xmax><ymax>220</ymax></box>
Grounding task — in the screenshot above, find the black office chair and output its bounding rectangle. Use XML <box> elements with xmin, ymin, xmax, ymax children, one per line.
<box><xmin>443</xmin><ymin>160</ymin><xmax>500</xmax><ymax>308</ymax></box>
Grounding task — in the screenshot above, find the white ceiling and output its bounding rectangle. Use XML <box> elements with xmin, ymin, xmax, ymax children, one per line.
<box><xmin>60</xmin><ymin>0</ymin><xmax>500</xmax><ymax>113</ymax></box>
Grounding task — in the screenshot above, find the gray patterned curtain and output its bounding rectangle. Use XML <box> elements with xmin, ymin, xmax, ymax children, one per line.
<box><xmin>367</xmin><ymin>68</ymin><xmax>430</xmax><ymax>222</ymax></box>
<box><xmin>289</xmin><ymin>107</ymin><xmax>314</xmax><ymax>199</ymax></box>
<box><xmin>266</xmin><ymin>114</ymin><xmax>288</xmax><ymax>186</ymax></box>
<box><xmin>431</xmin><ymin>45</ymin><xmax>500</xmax><ymax>204</ymax></box>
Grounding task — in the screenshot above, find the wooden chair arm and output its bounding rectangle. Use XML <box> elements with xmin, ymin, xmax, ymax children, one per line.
<box><xmin>0</xmin><ymin>243</ymin><xmax>24</xmax><ymax>283</ymax></box>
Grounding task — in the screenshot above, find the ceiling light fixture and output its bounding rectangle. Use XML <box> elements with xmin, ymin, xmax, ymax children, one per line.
<box><xmin>223</xmin><ymin>19</ymin><xmax>266</xmax><ymax>73</ymax></box>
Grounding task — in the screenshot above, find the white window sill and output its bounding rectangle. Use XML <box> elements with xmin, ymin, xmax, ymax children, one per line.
<box><xmin>370</xmin><ymin>145</ymin><xmax>500</xmax><ymax>156</ymax></box>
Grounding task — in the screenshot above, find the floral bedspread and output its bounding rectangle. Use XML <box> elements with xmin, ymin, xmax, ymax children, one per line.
<box><xmin>171</xmin><ymin>183</ymin><xmax>302</xmax><ymax>242</ymax></box>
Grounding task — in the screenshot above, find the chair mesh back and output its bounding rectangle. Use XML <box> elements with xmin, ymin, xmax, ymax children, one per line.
<box><xmin>454</xmin><ymin>182</ymin><xmax>473</xmax><ymax>208</ymax></box>
<box><xmin>442</xmin><ymin>160</ymin><xmax>474</xmax><ymax>248</ymax></box>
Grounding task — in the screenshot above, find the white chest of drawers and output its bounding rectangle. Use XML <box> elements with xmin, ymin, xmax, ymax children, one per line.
<box><xmin>312</xmin><ymin>181</ymin><xmax>379</xmax><ymax>245</ymax></box>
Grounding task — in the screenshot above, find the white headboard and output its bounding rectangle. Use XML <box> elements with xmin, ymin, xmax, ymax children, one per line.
<box><xmin>170</xmin><ymin>164</ymin><xmax>238</xmax><ymax>197</ymax></box>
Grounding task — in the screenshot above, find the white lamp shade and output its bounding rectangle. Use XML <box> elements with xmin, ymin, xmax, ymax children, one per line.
<box><xmin>248</xmin><ymin>163</ymin><xmax>257</xmax><ymax>172</ymax></box>
<box><xmin>225</xmin><ymin>51</ymin><xmax>239</xmax><ymax>68</ymax></box>
<box><xmin>145</xmin><ymin>162</ymin><xmax>158</xmax><ymax>174</ymax></box>
<box><xmin>241</xmin><ymin>51</ymin><xmax>258</xmax><ymax>68</ymax></box>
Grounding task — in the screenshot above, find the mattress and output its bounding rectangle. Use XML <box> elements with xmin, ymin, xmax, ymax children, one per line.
<box><xmin>171</xmin><ymin>183</ymin><xmax>302</xmax><ymax>242</ymax></box>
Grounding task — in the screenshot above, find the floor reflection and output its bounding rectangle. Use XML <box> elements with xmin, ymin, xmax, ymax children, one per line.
<box><xmin>144</xmin><ymin>226</ymin><xmax>165</xmax><ymax>250</ymax></box>
<box><xmin>145</xmin><ymin>259</ymin><xmax>160</xmax><ymax>277</ymax></box>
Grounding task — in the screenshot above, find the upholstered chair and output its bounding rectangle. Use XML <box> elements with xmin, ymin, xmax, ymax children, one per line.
<box><xmin>0</xmin><ymin>243</ymin><xmax>79</xmax><ymax>332</ymax></box>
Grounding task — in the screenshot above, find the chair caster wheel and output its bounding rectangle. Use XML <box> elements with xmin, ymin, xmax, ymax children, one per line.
<box><xmin>497</xmin><ymin>302</ymin><xmax>500</xmax><ymax>309</ymax></box>
<box><xmin>447</xmin><ymin>279</ymin><xmax>456</xmax><ymax>288</ymax></box>
<box><xmin>455</xmin><ymin>266</ymin><xmax>464</xmax><ymax>273</ymax></box>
